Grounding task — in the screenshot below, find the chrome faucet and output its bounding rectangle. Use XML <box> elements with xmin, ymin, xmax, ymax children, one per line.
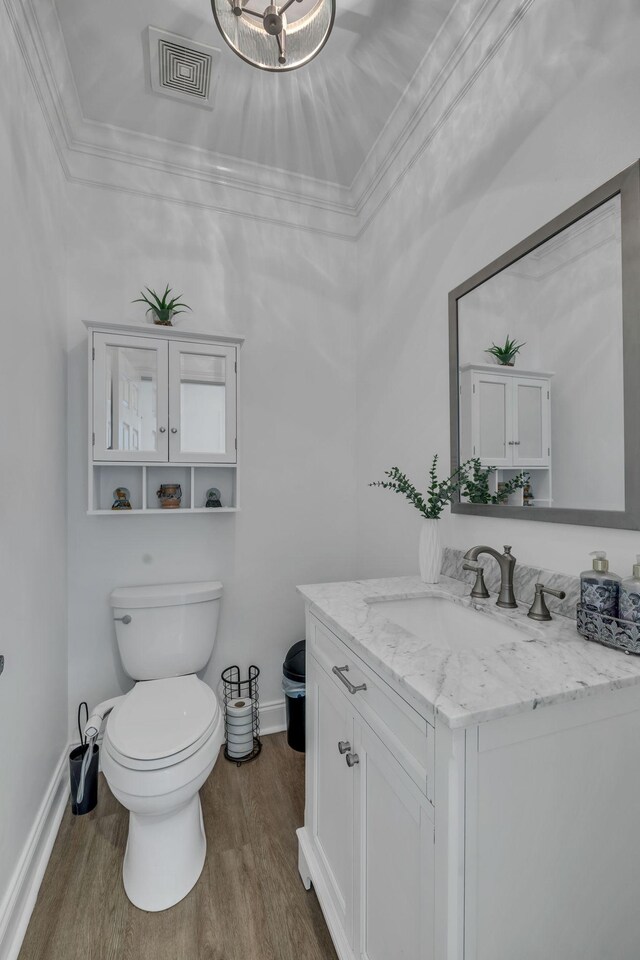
<box><xmin>463</xmin><ymin>545</ymin><xmax>517</xmax><ymax>609</ymax></box>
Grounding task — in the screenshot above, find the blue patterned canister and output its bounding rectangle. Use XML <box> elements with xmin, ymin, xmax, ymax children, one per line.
<box><xmin>579</xmin><ymin>552</ymin><xmax>621</xmax><ymax>618</ymax></box>
<box><xmin>580</xmin><ymin>577</ymin><xmax>620</xmax><ymax>617</ymax></box>
<box><xmin>619</xmin><ymin>556</ymin><xmax>640</xmax><ymax>624</ymax></box>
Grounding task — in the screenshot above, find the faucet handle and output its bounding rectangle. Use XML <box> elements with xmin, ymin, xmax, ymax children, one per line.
<box><xmin>527</xmin><ymin>583</ymin><xmax>567</xmax><ymax>622</ymax></box>
<box><xmin>463</xmin><ymin>561</ymin><xmax>490</xmax><ymax>600</ymax></box>
<box><xmin>503</xmin><ymin>545</ymin><xmax>513</xmax><ymax>555</ymax></box>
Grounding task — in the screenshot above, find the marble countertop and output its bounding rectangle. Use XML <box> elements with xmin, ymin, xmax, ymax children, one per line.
<box><xmin>297</xmin><ymin>575</ymin><xmax>640</xmax><ymax>729</ymax></box>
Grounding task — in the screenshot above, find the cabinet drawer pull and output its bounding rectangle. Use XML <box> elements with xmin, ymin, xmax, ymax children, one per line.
<box><xmin>346</xmin><ymin>753</ymin><xmax>359</xmax><ymax>767</ymax></box>
<box><xmin>159</xmin><ymin>426</ymin><xmax>166</xmax><ymax>434</ymax></box>
<box><xmin>171</xmin><ymin>427</ymin><xmax>178</xmax><ymax>434</ymax></box>
<box><xmin>338</xmin><ymin>740</ymin><xmax>351</xmax><ymax>754</ymax></box>
<box><xmin>332</xmin><ymin>665</ymin><xmax>367</xmax><ymax>695</ymax></box>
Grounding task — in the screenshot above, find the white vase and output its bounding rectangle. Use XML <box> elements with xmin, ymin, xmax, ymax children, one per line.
<box><xmin>418</xmin><ymin>519</ymin><xmax>441</xmax><ymax>583</ymax></box>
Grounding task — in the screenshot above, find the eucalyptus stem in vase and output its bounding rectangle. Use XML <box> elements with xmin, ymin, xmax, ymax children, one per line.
<box><xmin>369</xmin><ymin>455</ymin><xmax>471</xmax><ymax>583</ymax></box>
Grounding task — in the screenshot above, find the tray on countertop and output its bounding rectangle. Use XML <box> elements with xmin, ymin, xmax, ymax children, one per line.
<box><xmin>576</xmin><ymin>603</ymin><xmax>640</xmax><ymax>655</ymax></box>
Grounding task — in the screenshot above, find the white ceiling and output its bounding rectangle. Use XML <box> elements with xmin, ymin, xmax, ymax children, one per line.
<box><xmin>53</xmin><ymin>0</ymin><xmax>453</xmax><ymax>187</ymax></box>
<box><xmin>12</xmin><ymin>0</ymin><xmax>534</xmax><ymax>235</ymax></box>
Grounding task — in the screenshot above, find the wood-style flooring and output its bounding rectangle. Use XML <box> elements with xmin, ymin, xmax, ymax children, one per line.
<box><xmin>19</xmin><ymin>733</ymin><xmax>337</xmax><ymax>960</ymax></box>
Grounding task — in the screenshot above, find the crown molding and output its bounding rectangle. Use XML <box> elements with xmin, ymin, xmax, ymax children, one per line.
<box><xmin>7</xmin><ymin>0</ymin><xmax>536</xmax><ymax>240</ymax></box>
<box><xmin>352</xmin><ymin>0</ymin><xmax>537</xmax><ymax>236</ymax></box>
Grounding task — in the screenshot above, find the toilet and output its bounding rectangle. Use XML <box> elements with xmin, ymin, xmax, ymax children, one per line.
<box><xmin>101</xmin><ymin>581</ymin><xmax>225</xmax><ymax>912</ymax></box>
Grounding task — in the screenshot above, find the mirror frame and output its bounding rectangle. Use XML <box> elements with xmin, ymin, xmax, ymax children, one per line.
<box><xmin>449</xmin><ymin>160</ymin><xmax>640</xmax><ymax>530</ymax></box>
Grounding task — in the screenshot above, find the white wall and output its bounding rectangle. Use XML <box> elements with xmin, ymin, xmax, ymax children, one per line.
<box><xmin>0</xmin><ymin>0</ymin><xmax>68</xmax><ymax>932</ymax></box>
<box><xmin>356</xmin><ymin>0</ymin><xmax>640</xmax><ymax>582</ymax></box>
<box><xmin>66</xmin><ymin>186</ymin><xmax>357</xmax><ymax>730</ymax></box>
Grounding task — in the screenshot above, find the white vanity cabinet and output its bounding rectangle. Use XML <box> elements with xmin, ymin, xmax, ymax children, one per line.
<box><xmin>86</xmin><ymin>322</ymin><xmax>243</xmax><ymax>514</ymax></box>
<box><xmin>299</xmin><ymin>614</ymin><xmax>435</xmax><ymax>960</ymax></box>
<box><xmin>299</xmin><ymin>604</ymin><xmax>640</xmax><ymax>960</ymax></box>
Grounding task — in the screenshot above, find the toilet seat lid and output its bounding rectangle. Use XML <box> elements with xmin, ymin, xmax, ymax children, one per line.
<box><xmin>108</xmin><ymin>676</ymin><xmax>219</xmax><ymax>762</ymax></box>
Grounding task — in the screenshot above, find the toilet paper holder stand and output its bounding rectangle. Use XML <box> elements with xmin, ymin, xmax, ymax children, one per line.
<box><xmin>221</xmin><ymin>664</ymin><xmax>262</xmax><ymax>765</ymax></box>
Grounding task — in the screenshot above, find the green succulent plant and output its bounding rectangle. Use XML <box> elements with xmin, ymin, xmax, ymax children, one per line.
<box><xmin>132</xmin><ymin>285</ymin><xmax>191</xmax><ymax>326</ymax></box>
<box><xmin>485</xmin><ymin>335</ymin><xmax>525</xmax><ymax>366</ymax></box>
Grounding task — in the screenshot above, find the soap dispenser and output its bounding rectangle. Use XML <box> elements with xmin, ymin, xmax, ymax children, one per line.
<box><xmin>619</xmin><ymin>556</ymin><xmax>640</xmax><ymax>623</ymax></box>
<box><xmin>580</xmin><ymin>551</ymin><xmax>621</xmax><ymax>617</ymax></box>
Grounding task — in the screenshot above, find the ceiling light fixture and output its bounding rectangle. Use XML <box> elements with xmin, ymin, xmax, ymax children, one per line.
<box><xmin>211</xmin><ymin>0</ymin><xmax>335</xmax><ymax>71</ymax></box>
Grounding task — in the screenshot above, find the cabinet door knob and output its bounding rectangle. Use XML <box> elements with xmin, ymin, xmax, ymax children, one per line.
<box><xmin>171</xmin><ymin>427</ymin><xmax>178</xmax><ymax>434</ymax></box>
<box><xmin>338</xmin><ymin>740</ymin><xmax>351</xmax><ymax>754</ymax></box>
<box><xmin>346</xmin><ymin>753</ymin><xmax>359</xmax><ymax>768</ymax></box>
<box><xmin>159</xmin><ymin>426</ymin><xmax>166</xmax><ymax>434</ymax></box>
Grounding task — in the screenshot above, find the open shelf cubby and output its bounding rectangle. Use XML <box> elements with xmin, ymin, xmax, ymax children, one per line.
<box><xmin>89</xmin><ymin>464</ymin><xmax>239</xmax><ymax>515</ymax></box>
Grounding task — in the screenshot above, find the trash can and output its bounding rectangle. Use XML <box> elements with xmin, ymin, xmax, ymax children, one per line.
<box><xmin>283</xmin><ymin>640</ymin><xmax>306</xmax><ymax>753</ymax></box>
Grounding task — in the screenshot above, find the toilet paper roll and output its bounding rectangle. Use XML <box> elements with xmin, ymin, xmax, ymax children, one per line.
<box><xmin>226</xmin><ymin>721</ymin><xmax>253</xmax><ymax>737</ymax></box>
<box><xmin>226</xmin><ymin>711</ymin><xmax>254</xmax><ymax>725</ymax></box>
<box><xmin>227</xmin><ymin>730</ymin><xmax>254</xmax><ymax>759</ymax></box>
<box><xmin>226</xmin><ymin>698</ymin><xmax>254</xmax><ymax>720</ymax></box>
<box><xmin>226</xmin><ymin>721</ymin><xmax>253</xmax><ymax>738</ymax></box>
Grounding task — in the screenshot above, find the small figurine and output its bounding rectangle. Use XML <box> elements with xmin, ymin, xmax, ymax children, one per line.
<box><xmin>205</xmin><ymin>487</ymin><xmax>222</xmax><ymax>508</ymax></box>
<box><xmin>157</xmin><ymin>484</ymin><xmax>182</xmax><ymax>509</ymax></box>
<box><xmin>112</xmin><ymin>487</ymin><xmax>132</xmax><ymax>510</ymax></box>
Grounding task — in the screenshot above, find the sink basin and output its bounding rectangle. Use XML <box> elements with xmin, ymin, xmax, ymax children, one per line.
<box><xmin>368</xmin><ymin>596</ymin><xmax>533</xmax><ymax>652</ymax></box>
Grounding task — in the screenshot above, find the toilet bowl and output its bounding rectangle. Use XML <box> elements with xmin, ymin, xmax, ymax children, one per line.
<box><xmin>102</xmin><ymin>581</ymin><xmax>224</xmax><ymax>912</ymax></box>
<box><xmin>101</xmin><ymin>675</ymin><xmax>225</xmax><ymax>911</ymax></box>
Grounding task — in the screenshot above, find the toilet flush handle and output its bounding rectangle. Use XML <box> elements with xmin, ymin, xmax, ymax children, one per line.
<box><xmin>114</xmin><ymin>615</ymin><xmax>132</xmax><ymax>624</ymax></box>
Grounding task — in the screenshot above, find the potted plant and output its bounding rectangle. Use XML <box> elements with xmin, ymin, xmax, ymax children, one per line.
<box><xmin>369</xmin><ymin>455</ymin><xmax>471</xmax><ymax>583</ymax></box>
<box><xmin>461</xmin><ymin>459</ymin><xmax>531</xmax><ymax>505</ymax></box>
<box><xmin>485</xmin><ymin>335</ymin><xmax>525</xmax><ymax>366</ymax></box>
<box><xmin>132</xmin><ymin>285</ymin><xmax>191</xmax><ymax>326</ymax></box>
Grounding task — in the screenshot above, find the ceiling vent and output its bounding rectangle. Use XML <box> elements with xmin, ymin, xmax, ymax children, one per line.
<box><xmin>148</xmin><ymin>27</ymin><xmax>220</xmax><ymax>109</ymax></box>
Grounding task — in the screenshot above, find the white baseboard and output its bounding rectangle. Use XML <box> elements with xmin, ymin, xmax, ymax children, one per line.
<box><xmin>259</xmin><ymin>698</ymin><xmax>287</xmax><ymax>736</ymax></box>
<box><xmin>0</xmin><ymin>744</ymin><xmax>70</xmax><ymax>960</ymax></box>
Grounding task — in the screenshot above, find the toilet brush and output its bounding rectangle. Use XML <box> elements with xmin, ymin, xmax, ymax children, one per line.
<box><xmin>69</xmin><ymin>702</ymin><xmax>99</xmax><ymax>815</ymax></box>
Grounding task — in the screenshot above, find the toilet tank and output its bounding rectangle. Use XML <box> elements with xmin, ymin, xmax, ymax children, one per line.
<box><xmin>109</xmin><ymin>581</ymin><xmax>223</xmax><ymax>680</ymax></box>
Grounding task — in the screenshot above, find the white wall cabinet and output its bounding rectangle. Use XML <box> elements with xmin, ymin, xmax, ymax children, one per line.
<box><xmin>459</xmin><ymin>364</ymin><xmax>552</xmax><ymax>468</ymax></box>
<box><xmin>299</xmin><ymin>614</ymin><xmax>435</xmax><ymax>960</ymax></box>
<box><xmin>85</xmin><ymin>322</ymin><xmax>243</xmax><ymax>514</ymax></box>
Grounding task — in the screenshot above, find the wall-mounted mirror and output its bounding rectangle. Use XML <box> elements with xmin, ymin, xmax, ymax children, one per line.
<box><xmin>449</xmin><ymin>161</ymin><xmax>640</xmax><ymax>529</ymax></box>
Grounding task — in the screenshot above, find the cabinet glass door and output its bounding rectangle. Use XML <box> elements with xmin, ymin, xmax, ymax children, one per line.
<box><xmin>472</xmin><ymin>373</ymin><xmax>512</xmax><ymax>466</ymax></box>
<box><xmin>513</xmin><ymin>379</ymin><xmax>550</xmax><ymax>466</ymax></box>
<box><xmin>168</xmin><ymin>343</ymin><xmax>237</xmax><ymax>463</ymax></box>
<box><xmin>92</xmin><ymin>334</ymin><xmax>168</xmax><ymax>461</ymax></box>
